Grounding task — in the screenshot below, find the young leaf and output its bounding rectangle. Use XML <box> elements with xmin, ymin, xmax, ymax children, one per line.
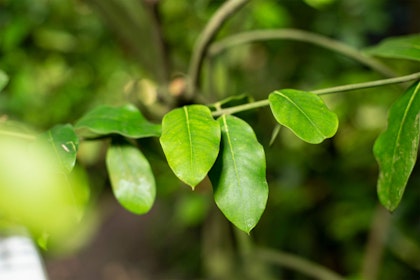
<box><xmin>40</xmin><ymin>124</ymin><xmax>79</xmax><ymax>173</ymax></box>
<box><xmin>373</xmin><ymin>81</ymin><xmax>420</xmax><ymax>212</ymax></box>
<box><xmin>160</xmin><ymin>105</ymin><xmax>221</xmax><ymax>189</ymax></box>
<box><xmin>106</xmin><ymin>141</ymin><xmax>156</xmax><ymax>215</ymax></box>
<box><xmin>269</xmin><ymin>89</ymin><xmax>338</xmax><ymax>144</ymax></box>
<box><xmin>365</xmin><ymin>34</ymin><xmax>420</xmax><ymax>62</ymax></box>
<box><xmin>75</xmin><ymin>104</ymin><xmax>161</xmax><ymax>138</ymax></box>
<box><xmin>209</xmin><ymin>115</ymin><xmax>268</xmax><ymax>233</ymax></box>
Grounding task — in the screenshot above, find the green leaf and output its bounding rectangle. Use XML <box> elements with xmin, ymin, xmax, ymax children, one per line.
<box><xmin>269</xmin><ymin>89</ymin><xmax>338</xmax><ymax>144</ymax></box>
<box><xmin>160</xmin><ymin>105</ymin><xmax>221</xmax><ymax>188</ymax></box>
<box><xmin>0</xmin><ymin>69</ymin><xmax>9</xmax><ymax>92</ymax></box>
<box><xmin>209</xmin><ymin>115</ymin><xmax>268</xmax><ymax>233</ymax></box>
<box><xmin>41</xmin><ymin>124</ymin><xmax>79</xmax><ymax>173</ymax></box>
<box><xmin>373</xmin><ymin>82</ymin><xmax>420</xmax><ymax>211</ymax></box>
<box><xmin>365</xmin><ymin>34</ymin><xmax>420</xmax><ymax>62</ymax></box>
<box><xmin>0</xmin><ymin>137</ymin><xmax>90</xmax><ymax>244</ymax></box>
<box><xmin>106</xmin><ymin>141</ymin><xmax>156</xmax><ymax>214</ymax></box>
<box><xmin>75</xmin><ymin>104</ymin><xmax>161</xmax><ymax>138</ymax></box>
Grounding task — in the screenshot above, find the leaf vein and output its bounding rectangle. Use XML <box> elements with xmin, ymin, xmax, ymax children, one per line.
<box><xmin>390</xmin><ymin>82</ymin><xmax>420</xmax><ymax>178</ymax></box>
<box><xmin>276</xmin><ymin>91</ymin><xmax>324</xmax><ymax>136</ymax></box>
<box><xmin>184</xmin><ymin>107</ymin><xmax>194</xmax><ymax>173</ymax></box>
<box><xmin>223</xmin><ymin>116</ymin><xmax>241</xmax><ymax>187</ymax></box>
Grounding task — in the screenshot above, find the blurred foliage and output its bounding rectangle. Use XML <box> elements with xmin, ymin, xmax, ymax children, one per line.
<box><xmin>1</xmin><ymin>0</ymin><xmax>420</xmax><ymax>279</ymax></box>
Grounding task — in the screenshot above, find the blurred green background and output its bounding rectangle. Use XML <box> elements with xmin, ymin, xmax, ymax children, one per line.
<box><xmin>1</xmin><ymin>0</ymin><xmax>420</xmax><ymax>279</ymax></box>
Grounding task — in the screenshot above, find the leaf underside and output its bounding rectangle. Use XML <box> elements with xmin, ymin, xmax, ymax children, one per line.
<box><xmin>373</xmin><ymin>81</ymin><xmax>420</xmax><ymax>211</ymax></box>
<box><xmin>106</xmin><ymin>141</ymin><xmax>156</xmax><ymax>214</ymax></box>
<box><xmin>269</xmin><ymin>89</ymin><xmax>338</xmax><ymax>144</ymax></box>
<box><xmin>75</xmin><ymin>104</ymin><xmax>161</xmax><ymax>138</ymax></box>
<box><xmin>209</xmin><ymin>115</ymin><xmax>268</xmax><ymax>233</ymax></box>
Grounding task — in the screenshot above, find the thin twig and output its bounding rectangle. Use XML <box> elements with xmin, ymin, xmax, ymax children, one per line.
<box><xmin>143</xmin><ymin>0</ymin><xmax>171</xmax><ymax>84</ymax></box>
<box><xmin>361</xmin><ymin>205</ymin><xmax>392</xmax><ymax>280</ymax></box>
<box><xmin>186</xmin><ymin>0</ymin><xmax>250</xmax><ymax>99</ymax></box>
<box><xmin>211</xmin><ymin>72</ymin><xmax>420</xmax><ymax>117</ymax></box>
<box><xmin>256</xmin><ymin>247</ymin><xmax>346</xmax><ymax>280</ymax></box>
<box><xmin>209</xmin><ymin>29</ymin><xmax>397</xmax><ymax>78</ymax></box>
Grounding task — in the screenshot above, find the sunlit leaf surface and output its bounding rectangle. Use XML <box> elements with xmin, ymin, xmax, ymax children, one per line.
<box><xmin>269</xmin><ymin>89</ymin><xmax>338</xmax><ymax>144</ymax></box>
<box><xmin>160</xmin><ymin>105</ymin><xmax>221</xmax><ymax>188</ymax></box>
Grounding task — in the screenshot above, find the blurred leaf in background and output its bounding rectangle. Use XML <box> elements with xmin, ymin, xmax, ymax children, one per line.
<box><xmin>1</xmin><ymin>0</ymin><xmax>420</xmax><ymax>279</ymax></box>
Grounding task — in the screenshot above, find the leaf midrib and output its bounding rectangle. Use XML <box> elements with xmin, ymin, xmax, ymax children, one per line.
<box><xmin>222</xmin><ymin>116</ymin><xmax>241</xmax><ymax>188</ymax></box>
<box><xmin>184</xmin><ymin>107</ymin><xmax>194</xmax><ymax>173</ymax></box>
<box><xmin>389</xmin><ymin>82</ymin><xmax>420</xmax><ymax>187</ymax></box>
<box><xmin>275</xmin><ymin>91</ymin><xmax>325</xmax><ymax>137</ymax></box>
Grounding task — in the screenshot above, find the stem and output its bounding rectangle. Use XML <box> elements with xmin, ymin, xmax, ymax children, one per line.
<box><xmin>312</xmin><ymin>72</ymin><xmax>420</xmax><ymax>95</ymax></box>
<box><xmin>361</xmin><ymin>205</ymin><xmax>391</xmax><ymax>280</ymax></box>
<box><xmin>187</xmin><ymin>0</ymin><xmax>250</xmax><ymax>99</ymax></box>
<box><xmin>212</xmin><ymin>99</ymin><xmax>269</xmax><ymax>117</ymax></box>
<box><xmin>256</xmin><ymin>247</ymin><xmax>345</xmax><ymax>280</ymax></box>
<box><xmin>208</xmin><ymin>29</ymin><xmax>397</xmax><ymax>78</ymax></box>
<box><xmin>86</xmin><ymin>0</ymin><xmax>167</xmax><ymax>85</ymax></box>
<box><xmin>212</xmin><ymin>72</ymin><xmax>420</xmax><ymax>117</ymax></box>
<box><xmin>144</xmin><ymin>0</ymin><xmax>171</xmax><ymax>84</ymax></box>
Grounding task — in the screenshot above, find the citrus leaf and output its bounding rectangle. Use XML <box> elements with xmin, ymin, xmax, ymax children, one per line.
<box><xmin>41</xmin><ymin>124</ymin><xmax>79</xmax><ymax>173</ymax></box>
<box><xmin>373</xmin><ymin>81</ymin><xmax>420</xmax><ymax>211</ymax></box>
<box><xmin>209</xmin><ymin>115</ymin><xmax>268</xmax><ymax>233</ymax></box>
<box><xmin>106</xmin><ymin>141</ymin><xmax>156</xmax><ymax>215</ymax></box>
<box><xmin>269</xmin><ymin>89</ymin><xmax>338</xmax><ymax>144</ymax></box>
<box><xmin>160</xmin><ymin>105</ymin><xmax>221</xmax><ymax>189</ymax></box>
<box><xmin>75</xmin><ymin>104</ymin><xmax>161</xmax><ymax>138</ymax></box>
<box><xmin>365</xmin><ymin>34</ymin><xmax>420</xmax><ymax>62</ymax></box>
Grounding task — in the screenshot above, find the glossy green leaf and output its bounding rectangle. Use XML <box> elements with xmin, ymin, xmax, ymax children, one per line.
<box><xmin>269</xmin><ymin>89</ymin><xmax>338</xmax><ymax>144</ymax></box>
<box><xmin>373</xmin><ymin>81</ymin><xmax>420</xmax><ymax>211</ymax></box>
<box><xmin>209</xmin><ymin>115</ymin><xmax>268</xmax><ymax>233</ymax></box>
<box><xmin>41</xmin><ymin>124</ymin><xmax>79</xmax><ymax>173</ymax></box>
<box><xmin>0</xmin><ymin>69</ymin><xmax>9</xmax><ymax>92</ymax></box>
<box><xmin>365</xmin><ymin>34</ymin><xmax>420</xmax><ymax>62</ymax></box>
<box><xmin>160</xmin><ymin>105</ymin><xmax>221</xmax><ymax>188</ymax></box>
<box><xmin>75</xmin><ymin>104</ymin><xmax>161</xmax><ymax>138</ymax></box>
<box><xmin>106</xmin><ymin>141</ymin><xmax>156</xmax><ymax>214</ymax></box>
